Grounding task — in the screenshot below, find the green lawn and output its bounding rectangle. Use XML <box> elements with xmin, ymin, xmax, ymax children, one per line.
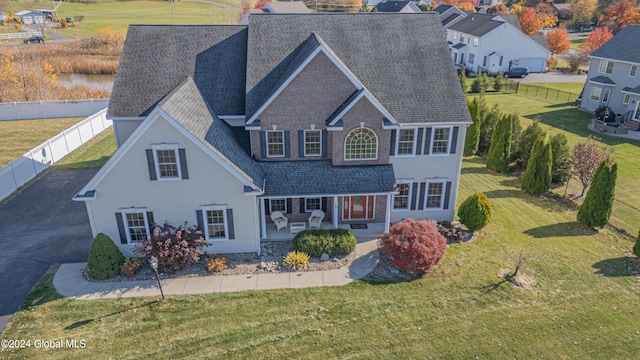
<box><xmin>527</xmin><ymin>82</ymin><xmax>584</xmax><ymax>95</ymax></box>
<box><xmin>53</xmin><ymin>129</ymin><xmax>116</xmax><ymax>170</ymax></box>
<box><xmin>570</xmin><ymin>37</ymin><xmax>585</xmax><ymax>51</ymax></box>
<box><xmin>6</xmin><ymin>0</ymin><xmax>245</xmax><ymax>38</ymax></box>
<box><xmin>0</xmin><ymin>117</ymin><xmax>84</xmax><ymax>167</ymax></box>
<box><xmin>3</xmin><ymin>157</ymin><xmax>639</xmax><ymax>358</ymax></box>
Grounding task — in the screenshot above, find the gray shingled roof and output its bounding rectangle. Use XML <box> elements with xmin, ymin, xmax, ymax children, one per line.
<box><xmin>246</xmin><ymin>13</ymin><xmax>471</xmax><ymax>124</ymax></box>
<box><xmin>591</xmin><ymin>25</ymin><xmax>640</xmax><ymax>64</ymax></box>
<box><xmin>589</xmin><ymin>75</ymin><xmax>616</xmax><ymax>85</ymax></box>
<box><xmin>622</xmin><ymin>85</ymin><xmax>640</xmax><ymax>95</ymax></box>
<box><xmin>108</xmin><ymin>25</ymin><xmax>248</xmax><ymax>118</ymax></box>
<box><xmin>158</xmin><ymin>77</ymin><xmax>264</xmax><ymax>188</ymax></box>
<box><xmin>265</xmin><ymin>1</ymin><xmax>310</xmax><ymax>13</ymax></box>
<box><xmin>528</xmin><ymin>33</ymin><xmax>549</xmax><ymax>51</ymax></box>
<box><xmin>500</xmin><ymin>14</ymin><xmax>522</xmax><ymax>32</ymax></box>
<box><xmin>259</xmin><ymin>161</ymin><xmax>396</xmax><ymax>197</ymax></box>
<box><xmin>434</xmin><ymin>4</ymin><xmax>454</xmax><ymax>14</ymax></box>
<box><xmin>442</xmin><ymin>13</ymin><xmax>461</xmax><ymax>27</ymax></box>
<box><xmin>447</xmin><ymin>13</ymin><xmax>504</xmax><ymax>37</ymax></box>
<box><xmin>376</xmin><ymin>1</ymin><xmax>413</xmax><ymax>12</ymax></box>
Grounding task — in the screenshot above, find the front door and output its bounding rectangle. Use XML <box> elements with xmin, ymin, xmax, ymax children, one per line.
<box><xmin>343</xmin><ymin>196</ymin><xmax>375</xmax><ymax>220</ymax></box>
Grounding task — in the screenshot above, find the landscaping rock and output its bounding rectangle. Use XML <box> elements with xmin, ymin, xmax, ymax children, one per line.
<box><xmin>320</xmin><ymin>253</ymin><xmax>330</xmax><ymax>261</ymax></box>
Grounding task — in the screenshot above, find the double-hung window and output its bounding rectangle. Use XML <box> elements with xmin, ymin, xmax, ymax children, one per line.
<box><xmin>270</xmin><ymin>199</ymin><xmax>287</xmax><ymax>213</ymax></box>
<box><xmin>602</xmin><ymin>88</ymin><xmax>611</xmax><ymax>103</ymax></box>
<box><xmin>396</xmin><ymin>128</ymin><xmax>416</xmax><ymax>156</ymax></box>
<box><xmin>202</xmin><ymin>205</ymin><xmax>228</xmax><ymax>240</ymax></box>
<box><xmin>473</xmin><ymin>38</ymin><xmax>479</xmax><ymax>47</ymax></box>
<box><xmin>631</xmin><ymin>65</ymin><xmax>638</xmax><ymax>77</ymax></box>
<box><xmin>151</xmin><ymin>144</ymin><xmax>182</xmax><ymax>180</ymax></box>
<box><xmin>393</xmin><ymin>183</ymin><xmax>411</xmax><ymax>210</ymax></box>
<box><xmin>469</xmin><ymin>54</ymin><xmax>475</xmax><ymax>65</ymax></box>
<box><xmin>121</xmin><ymin>208</ymin><xmax>150</xmax><ymax>243</ymax></box>
<box><xmin>624</xmin><ymin>94</ymin><xmax>631</xmax><ymax>104</ymax></box>
<box><xmin>599</xmin><ymin>60</ymin><xmax>614</xmax><ymax>74</ymax></box>
<box><xmin>304</xmin><ymin>130</ymin><xmax>321</xmax><ymax>156</ymax></box>
<box><xmin>425</xmin><ymin>182</ymin><xmax>445</xmax><ymax>210</ymax></box>
<box><xmin>590</xmin><ymin>86</ymin><xmax>602</xmax><ymax>101</ymax></box>
<box><xmin>266</xmin><ymin>130</ymin><xmax>285</xmax><ymax>157</ymax></box>
<box><xmin>305</xmin><ymin>198</ymin><xmax>321</xmax><ymax>212</ymax></box>
<box><xmin>431</xmin><ymin>127</ymin><xmax>451</xmax><ymax>154</ymax></box>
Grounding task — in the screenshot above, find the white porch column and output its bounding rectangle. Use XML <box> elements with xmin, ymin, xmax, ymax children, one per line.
<box><xmin>384</xmin><ymin>194</ymin><xmax>391</xmax><ymax>233</ymax></box>
<box><xmin>260</xmin><ymin>198</ymin><xmax>267</xmax><ymax>239</ymax></box>
<box><xmin>333</xmin><ymin>196</ymin><xmax>339</xmax><ymax>229</ymax></box>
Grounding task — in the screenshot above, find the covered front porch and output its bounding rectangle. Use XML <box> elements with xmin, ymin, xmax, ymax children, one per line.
<box><xmin>263</xmin><ymin>221</ymin><xmax>386</xmax><ymax>241</ymax></box>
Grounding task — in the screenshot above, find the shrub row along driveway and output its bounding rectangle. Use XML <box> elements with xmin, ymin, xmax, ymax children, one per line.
<box><xmin>0</xmin><ymin>169</ymin><xmax>97</xmax><ymax>331</ymax></box>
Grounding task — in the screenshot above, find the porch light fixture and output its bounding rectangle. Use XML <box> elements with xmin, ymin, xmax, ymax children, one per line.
<box><xmin>148</xmin><ymin>256</ymin><xmax>165</xmax><ymax>300</ymax></box>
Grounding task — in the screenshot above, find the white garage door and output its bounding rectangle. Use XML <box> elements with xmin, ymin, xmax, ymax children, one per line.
<box><xmin>516</xmin><ymin>58</ymin><xmax>546</xmax><ymax>73</ymax></box>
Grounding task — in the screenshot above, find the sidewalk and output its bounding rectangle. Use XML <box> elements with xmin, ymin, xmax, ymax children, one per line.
<box><xmin>53</xmin><ymin>238</ymin><xmax>380</xmax><ymax>299</ymax></box>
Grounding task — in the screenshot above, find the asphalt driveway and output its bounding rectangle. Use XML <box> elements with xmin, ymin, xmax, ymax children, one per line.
<box><xmin>0</xmin><ymin>168</ymin><xmax>98</xmax><ymax>332</ymax></box>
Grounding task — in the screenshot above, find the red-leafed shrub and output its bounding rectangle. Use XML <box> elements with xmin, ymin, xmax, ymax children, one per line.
<box><xmin>379</xmin><ymin>219</ymin><xmax>447</xmax><ymax>276</ymax></box>
<box><xmin>135</xmin><ymin>222</ymin><xmax>209</xmax><ymax>272</ymax></box>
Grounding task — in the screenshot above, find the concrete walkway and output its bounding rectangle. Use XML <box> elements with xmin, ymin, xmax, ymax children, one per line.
<box><xmin>53</xmin><ymin>239</ymin><xmax>380</xmax><ymax>299</ymax></box>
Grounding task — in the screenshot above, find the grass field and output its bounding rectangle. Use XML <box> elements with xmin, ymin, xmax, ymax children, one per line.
<box><xmin>3</xmin><ymin>156</ymin><xmax>639</xmax><ymax>358</ymax></box>
<box><xmin>53</xmin><ymin>128</ymin><xmax>116</xmax><ymax>169</ymax></box>
<box><xmin>0</xmin><ymin>117</ymin><xmax>84</xmax><ymax>167</ymax></box>
<box><xmin>527</xmin><ymin>82</ymin><xmax>584</xmax><ymax>94</ymax></box>
<box><xmin>569</xmin><ymin>37</ymin><xmax>585</xmax><ymax>51</ymax></box>
<box><xmin>5</xmin><ymin>0</ymin><xmax>245</xmax><ymax>38</ymax></box>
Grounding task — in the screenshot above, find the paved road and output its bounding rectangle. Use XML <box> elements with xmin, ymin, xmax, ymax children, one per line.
<box><xmin>517</xmin><ymin>70</ymin><xmax>587</xmax><ymax>84</ymax></box>
<box><xmin>0</xmin><ymin>169</ymin><xmax>98</xmax><ymax>333</ymax></box>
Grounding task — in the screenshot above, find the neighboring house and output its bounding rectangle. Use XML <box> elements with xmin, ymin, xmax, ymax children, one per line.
<box><xmin>15</xmin><ymin>10</ymin><xmax>45</xmax><ymax>24</ymax></box>
<box><xmin>375</xmin><ymin>0</ymin><xmax>422</xmax><ymax>13</ymax></box>
<box><xmin>581</xmin><ymin>25</ymin><xmax>640</xmax><ymax>129</ymax></box>
<box><xmin>74</xmin><ymin>13</ymin><xmax>471</xmax><ymax>255</ymax></box>
<box><xmin>239</xmin><ymin>1</ymin><xmax>310</xmax><ymax>25</ymax></box>
<box><xmin>434</xmin><ymin>4</ymin><xmax>468</xmax><ymax>28</ymax></box>
<box><xmin>444</xmin><ymin>11</ymin><xmax>550</xmax><ymax>74</ymax></box>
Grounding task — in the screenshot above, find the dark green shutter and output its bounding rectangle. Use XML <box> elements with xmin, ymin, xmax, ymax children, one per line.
<box><xmin>284</xmin><ymin>131</ymin><xmax>290</xmax><ymax>158</ymax></box>
<box><xmin>410</xmin><ymin>182</ymin><xmax>418</xmax><ymax>210</ymax></box>
<box><xmin>146</xmin><ymin>212</ymin><xmax>155</xmax><ymax>235</ymax></box>
<box><xmin>321</xmin><ymin>197</ymin><xmax>328</xmax><ymax>212</ymax></box>
<box><xmin>450</xmin><ymin>127</ymin><xmax>459</xmax><ymax>154</ymax></box>
<box><xmin>443</xmin><ymin>181</ymin><xmax>452</xmax><ymax>210</ymax></box>
<box><xmin>260</xmin><ymin>131</ymin><xmax>267</xmax><ymax>158</ymax></box>
<box><xmin>178</xmin><ymin>148</ymin><xmax>189</xmax><ymax>179</ymax></box>
<box><xmin>416</xmin><ymin>128</ymin><xmax>423</xmax><ymax>155</ymax></box>
<box><xmin>423</xmin><ymin>128</ymin><xmax>432</xmax><ymax>155</ymax></box>
<box><xmin>196</xmin><ymin>210</ymin><xmax>204</xmax><ymax>231</ymax></box>
<box><xmin>145</xmin><ymin>149</ymin><xmax>157</xmax><ymax>181</ymax></box>
<box><xmin>299</xmin><ymin>198</ymin><xmax>306</xmax><ymax>213</ymax></box>
<box><xmin>418</xmin><ymin>182</ymin><xmax>426</xmax><ymax>209</ymax></box>
<box><xmin>298</xmin><ymin>131</ymin><xmax>305</xmax><ymax>158</ymax></box>
<box><xmin>264</xmin><ymin>199</ymin><xmax>271</xmax><ymax>215</ymax></box>
<box><xmin>116</xmin><ymin>213</ymin><xmax>127</xmax><ymax>244</ymax></box>
<box><xmin>286</xmin><ymin>198</ymin><xmax>292</xmax><ymax>214</ymax></box>
<box><xmin>226</xmin><ymin>209</ymin><xmax>235</xmax><ymax>239</ymax></box>
<box><xmin>390</xmin><ymin>129</ymin><xmax>396</xmax><ymax>155</ymax></box>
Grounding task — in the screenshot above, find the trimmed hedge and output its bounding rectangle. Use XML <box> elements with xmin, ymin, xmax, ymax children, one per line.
<box><xmin>293</xmin><ymin>229</ymin><xmax>356</xmax><ymax>257</ymax></box>
<box><xmin>458</xmin><ymin>192</ymin><xmax>492</xmax><ymax>231</ymax></box>
<box><xmin>87</xmin><ymin>233</ymin><xmax>124</xmax><ymax>280</ymax></box>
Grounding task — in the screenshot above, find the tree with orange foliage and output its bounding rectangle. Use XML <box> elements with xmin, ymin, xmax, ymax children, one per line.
<box><xmin>600</xmin><ymin>0</ymin><xmax>640</xmax><ymax>33</ymax></box>
<box><xmin>439</xmin><ymin>0</ymin><xmax>477</xmax><ymax>11</ymax></box>
<box><xmin>579</xmin><ymin>27</ymin><xmax>614</xmax><ymax>54</ymax></box>
<box><xmin>512</xmin><ymin>5</ymin><xmax>544</xmax><ymax>34</ymax></box>
<box><xmin>545</xmin><ymin>28</ymin><xmax>570</xmax><ymax>57</ymax></box>
<box><xmin>487</xmin><ymin>4</ymin><xmax>508</xmax><ymax>14</ymax></box>
<box><xmin>534</xmin><ymin>3</ymin><xmax>558</xmax><ymax>28</ymax></box>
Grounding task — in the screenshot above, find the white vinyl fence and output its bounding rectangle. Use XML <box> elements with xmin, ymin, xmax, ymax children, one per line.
<box><xmin>0</xmin><ymin>31</ymin><xmax>41</xmax><ymax>40</ymax></box>
<box><xmin>0</xmin><ymin>99</ymin><xmax>110</xmax><ymax>121</ymax></box>
<box><xmin>0</xmin><ymin>108</ymin><xmax>112</xmax><ymax>201</ymax></box>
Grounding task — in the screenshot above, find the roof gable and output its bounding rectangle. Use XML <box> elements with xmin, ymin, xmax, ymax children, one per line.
<box><xmin>247</xmin><ymin>13</ymin><xmax>471</xmax><ymax>124</ymax></box>
<box><xmin>375</xmin><ymin>1</ymin><xmax>420</xmax><ymax>13</ymax></box>
<box><xmin>591</xmin><ymin>25</ymin><xmax>640</xmax><ymax>64</ymax></box>
<box><xmin>447</xmin><ymin>13</ymin><xmax>504</xmax><ymax>37</ymax></box>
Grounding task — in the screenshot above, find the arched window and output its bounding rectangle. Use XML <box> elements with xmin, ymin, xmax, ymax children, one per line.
<box><xmin>344</xmin><ymin>128</ymin><xmax>377</xmax><ymax>160</ymax></box>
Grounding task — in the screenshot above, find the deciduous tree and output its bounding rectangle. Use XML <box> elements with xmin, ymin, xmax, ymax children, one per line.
<box><xmin>440</xmin><ymin>0</ymin><xmax>478</xmax><ymax>11</ymax></box>
<box><xmin>580</xmin><ymin>27</ymin><xmax>614</xmax><ymax>54</ymax></box>
<box><xmin>600</xmin><ymin>0</ymin><xmax>640</xmax><ymax>32</ymax></box>
<box><xmin>535</xmin><ymin>3</ymin><xmax>559</xmax><ymax>28</ymax></box>
<box><xmin>569</xmin><ymin>135</ymin><xmax>612</xmax><ymax>198</ymax></box>
<box><xmin>512</xmin><ymin>5</ymin><xmax>543</xmax><ymax>34</ymax></box>
<box><xmin>545</xmin><ymin>28</ymin><xmax>570</xmax><ymax>56</ymax></box>
<box><xmin>569</xmin><ymin>0</ymin><xmax>598</xmax><ymax>25</ymax></box>
<box><xmin>577</xmin><ymin>158</ymin><xmax>617</xmax><ymax>228</ymax></box>
<box><xmin>487</xmin><ymin>3</ymin><xmax>508</xmax><ymax>14</ymax></box>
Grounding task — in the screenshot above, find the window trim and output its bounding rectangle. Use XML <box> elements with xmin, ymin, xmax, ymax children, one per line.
<box><xmin>602</xmin><ymin>88</ymin><xmax>611</xmax><ymax>103</ymax></box>
<box><xmin>392</xmin><ymin>182</ymin><xmax>412</xmax><ymax>211</ymax></box>
<box><xmin>304</xmin><ymin>197</ymin><xmax>321</xmax><ymax>213</ymax></box>
<box><xmin>269</xmin><ymin>198</ymin><xmax>287</xmax><ymax>214</ymax></box>
<box><xmin>303</xmin><ymin>129</ymin><xmax>322</xmax><ymax>157</ymax></box>
<box><xmin>395</xmin><ymin>128</ymin><xmax>417</xmax><ymax>156</ymax></box>
<box><xmin>469</xmin><ymin>53</ymin><xmax>475</xmax><ymax>65</ymax></box>
<box><xmin>202</xmin><ymin>205</ymin><xmax>229</xmax><ymax>241</ymax></box>
<box><xmin>634</xmin><ymin>102</ymin><xmax>640</xmax><ymax>121</ymax></box>
<box><xmin>599</xmin><ymin>60</ymin><xmax>614</xmax><ymax>74</ymax></box>
<box><xmin>430</xmin><ymin>126</ymin><xmax>452</xmax><ymax>155</ymax></box>
<box><xmin>631</xmin><ymin>65</ymin><xmax>637</xmax><ymax>77</ymax></box>
<box><xmin>623</xmin><ymin>93</ymin><xmax>631</xmax><ymax>104</ymax></box>
<box><xmin>590</xmin><ymin>86</ymin><xmax>602</xmax><ymax>101</ymax></box>
<box><xmin>344</xmin><ymin>127</ymin><xmax>378</xmax><ymax>161</ymax></box>
<box><xmin>151</xmin><ymin>144</ymin><xmax>181</xmax><ymax>181</ymax></box>
<box><xmin>424</xmin><ymin>181</ymin><xmax>446</xmax><ymax>210</ymax></box>
<box><xmin>121</xmin><ymin>208</ymin><xmax>150</xmax><ymax>244</ymax></box>
<box><xmin>473</xmin><ymin>37</ymin><xmax>479</xmax><ymax>47</ymax></box>
<box><xmin>266</xmin><ymin>130</ymin><xmax>285</xmax><ymax>158</ymax></box>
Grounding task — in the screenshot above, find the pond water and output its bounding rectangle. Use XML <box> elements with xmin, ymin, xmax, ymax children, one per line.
<box><xmin>57</xmin><ymin>73</ymin><xmax>116</xmax><ymax>91</ymax></box>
